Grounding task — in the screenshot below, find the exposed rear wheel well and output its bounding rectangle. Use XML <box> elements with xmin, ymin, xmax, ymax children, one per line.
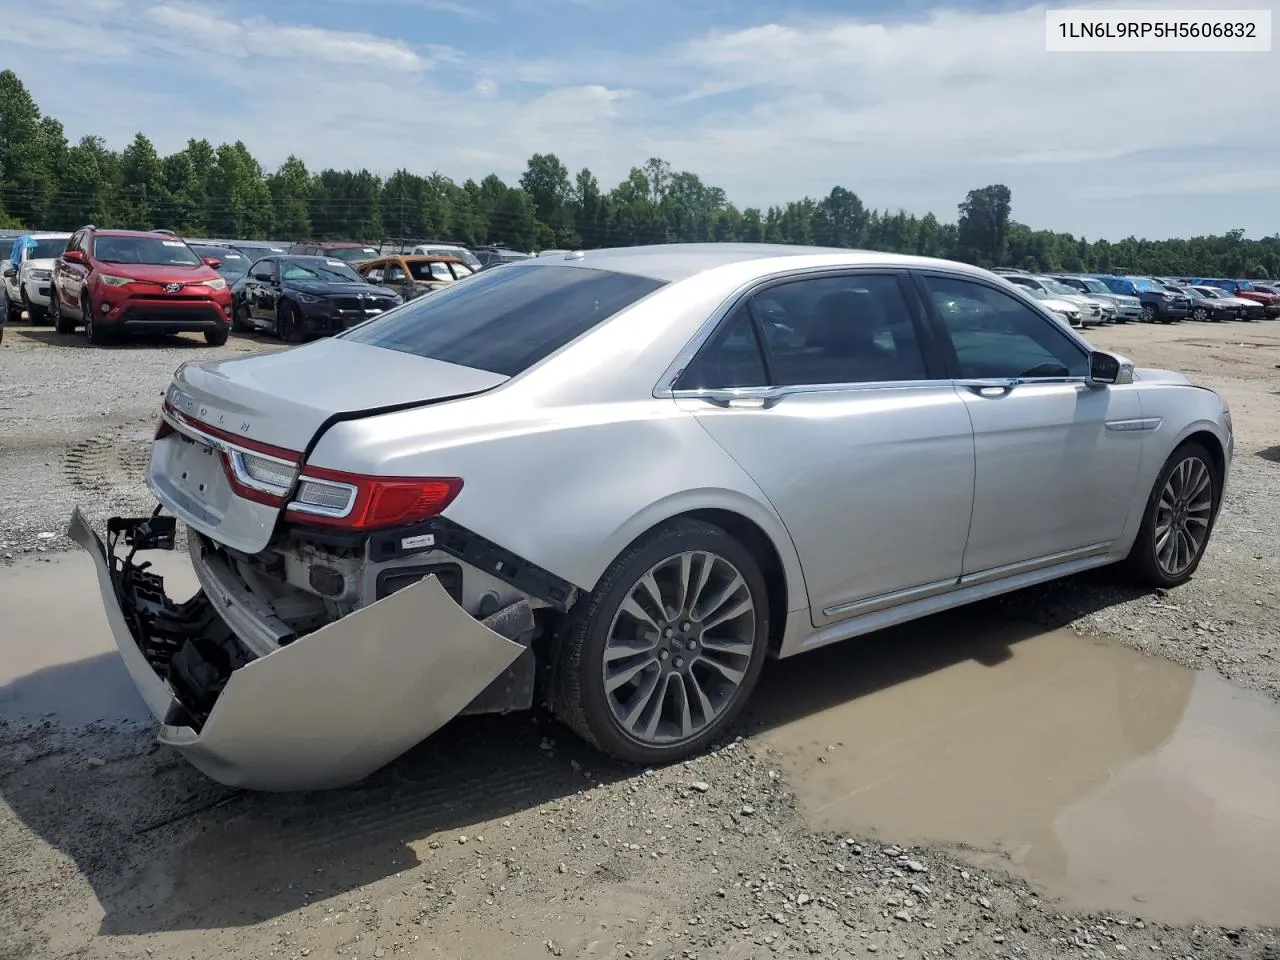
<box><xmin>680</xmin><ymin>508</ymin><xmax>789</xmax><ymax>656</ymax></box>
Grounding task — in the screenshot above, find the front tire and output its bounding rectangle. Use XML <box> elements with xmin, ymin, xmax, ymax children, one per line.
<box><xmin>275</xmin><ymin>301</ymin><xmax>303</xmax><ymax>343</ymax></box>
<box><xmin>51</xmin><ymin>289</ymin><xmax>75</xmax><ymax>334</ymax></box>
<box><xmin>1140</xmin><ymin>303</ymin><xmax>1157</xmax><ymax>323</ymax></box>
<box><xmin>551</xmin><ymin>519</ymin><xmax>770</xmax><ymax>765</ymax></box>
<box><xmin>204</xmin><ymin>325</ymin><xmax>229</xmax><ymax>346</ymax></box>
<box><xmin>1122</xmin><ymin>441</ymin><xmax>1220</xmax><ymax>589</ymax></box>
<box><xmin>84</xmin><ymin>296</ymin><xmax>109</xmax><ymax>345</ymax></box>
<box><xmin>3</xmin><ymin>290</ymin><xmax>21</xmax><ymax>324</ymax></box>
<box><xmin>231</xmin><ymin>302</ymin><xmax>251</xmax><ymax>333</ymax></box>
<box><xmin>1191</xmin><ymin>306</ymin><xmax>1209</xmax><ymax>322</ymax></box>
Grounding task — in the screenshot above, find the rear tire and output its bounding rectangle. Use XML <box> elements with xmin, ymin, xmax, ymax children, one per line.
<box><xmin>1122</xmin><ymin>441</ymin><xmax>1220</xmax><ymax>589</ymax></box>
<box><xmin>550</xmin><ymin>518</ymin><xmax>770</xmax><ymax>765</ymax></box>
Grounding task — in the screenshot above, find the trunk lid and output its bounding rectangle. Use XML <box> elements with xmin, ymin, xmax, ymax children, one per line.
<box><xmin>153</xmin><ymin>338</ymin><xmax>507</xmax><ymax>555</ymax></box>
<box><xmin>170</xmin><ymin>337</ymin><xmax>508</xmax><ymax>453</ymax></box>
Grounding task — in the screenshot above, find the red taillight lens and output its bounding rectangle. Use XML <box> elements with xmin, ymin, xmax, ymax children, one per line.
<box><xmin>287</xmin><ymin>466</ymin><xmax>463</xmax><ymax>530</ymax></box>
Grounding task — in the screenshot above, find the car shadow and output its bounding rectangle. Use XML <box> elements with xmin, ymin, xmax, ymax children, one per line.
<box><xmin>0</xmin><ymin>572</ymin><xmax>1153</xmax><ymax>936</ymax></box>
<box><xmin>1258</xmin><ymin>445</ymin><xmax>1280</xmax><ymax>463</ymax></box>
<box><xmin>16</xmin><ymin>329</ymin><xmax>214</xmax><ymax>350</ymax></box>
<box><xmin>15</xmin><ymin>326</ymin><xmax>282</xmax><ymax>351</ymax></box>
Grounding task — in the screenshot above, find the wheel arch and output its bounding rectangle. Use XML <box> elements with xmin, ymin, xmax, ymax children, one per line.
<box><xmin>586</xmin><ymin>492</ymin><xmax>808</xmax><ymax>657</ymax></box>
<box><xmin>1177</xmin><ymin>427</ymin><xmax>1228</xmax><ymax>499</ymax></box>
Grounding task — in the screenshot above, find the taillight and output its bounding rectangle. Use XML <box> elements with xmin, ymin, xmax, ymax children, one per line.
<box><xmin>286</xmin><ymin>466</ymin><xmax>463</xmax><ymax>530</ymax></box>
<box><xmin>160</xmin><ymin>399</ymin><xmax>301</xmax><ymax>506</ymax></box>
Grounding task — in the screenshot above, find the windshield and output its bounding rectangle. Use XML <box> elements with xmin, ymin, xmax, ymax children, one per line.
<box><xmin>342</xmin><ymin>263</ymin><xmax>666</xmax><ymax>377</ymax></box>
<box><xmin>1196</xmin><ymin>288</ymin><xmax>1224</xmax><ymax>298</ymax></box>
<box><xmin>281</xmin><ymin>258</ymin><xmax>365</xmax><ymax>283</ymax></box>
<box><xmin>409</xmin><ymin>261</ymin><xmax>455</xmax><ymax>282</ymax></box>
<box><xmin>1078</xmin><ymin>278</ymin><xmax>1109</xmax><ymax>293</ymax></box>
<box><xmin>92</xmin><ymin>235</ymin><xmax>202</xmax><ymax>265</ymax></box>
<box><xmin>1021</xmin><ymin>287</ymin><xmax>1048</xmax><ymax>299</ymax></box>
<box><xmin>325</xmin><ymin>246</ymin><xmax>378</xmax><ymax>264</ymax></box>
<box><xmin>1041</xmin><ymin>280</ymin><xmax>1079</xmax><ymax>296</ymax></box>
<box><xmin>28</xmin><ymin>237</ymin><xmax>69</xmax><ymax>259</ymax></box>
<box><xmin>420</xmin><ymin>246</ymin><xmax>481</xmax><ymax>268</ymax></box>
<box><xmin>191</xmin><ymin>245</ymin><xmax>249</xmax><ymax>280</ymax></box>
<box><xmin>0</xmin><ymin>238</ymin><xmax>14</xmax><ymax>260</ymax></box>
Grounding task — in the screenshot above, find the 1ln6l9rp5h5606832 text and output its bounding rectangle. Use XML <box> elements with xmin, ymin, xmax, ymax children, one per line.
<box><xmin>1045</xmin><ymin>9</ymin><xmax>1272</xmax><ymax>52</ymax></box>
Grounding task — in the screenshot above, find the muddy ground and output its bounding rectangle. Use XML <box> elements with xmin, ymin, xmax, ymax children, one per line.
<box><xmin>1</xmin><ymin>318</ymin><xmax>1278</xmax><ymax>960</ymax></box>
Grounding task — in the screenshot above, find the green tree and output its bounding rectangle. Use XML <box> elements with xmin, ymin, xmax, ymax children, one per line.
<box><xmin>519</xmin><ymin>153</ymin><xmax>572</xmax><ymax>242</ymax></box>
<box><xmin>956</xmin><ymin>184</ymin><xmax>1013</xmax><ymax>266</ymax></box>
<box><xmin>118</xmin><ymin>133</ymin><xmax>163</xmax><ymax>230</ymax></box>
<box><xmin>268</xmin><ymin>156</ymin><xmax>313</xmax><ymax>239</ymax></box>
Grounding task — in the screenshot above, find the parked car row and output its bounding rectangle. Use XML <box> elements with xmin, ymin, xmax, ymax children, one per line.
<box><xmin>992</xmin><ymin>268</ymin><xmax>1280</xmax><ymax>325</ymax></box>
<box><xmin>2</xmin><ymin>224</ymin><xmax>1276</xmax><ymax>347</ymax></box>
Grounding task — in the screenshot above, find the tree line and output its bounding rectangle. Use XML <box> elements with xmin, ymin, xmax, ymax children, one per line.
<box><xmin>0</xmin><ymin>70</ymin><xmax>1275</xmax><ymax>278</ymax></box>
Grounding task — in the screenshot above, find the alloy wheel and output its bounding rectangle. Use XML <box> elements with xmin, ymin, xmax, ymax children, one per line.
<box><xmin>1141</xmin><ymin>304</ymin><xmax>1156</xmax><ymax>322</ymax></box>
<box><xmin>1153</xmin><ymin>456</ymin><xmax>1213</xmax><ymax>578</ymax></box>
<box><xmin>601</xmin><ymin>550</ymin><xmax>756</xmax><ymax>746</ymax></box>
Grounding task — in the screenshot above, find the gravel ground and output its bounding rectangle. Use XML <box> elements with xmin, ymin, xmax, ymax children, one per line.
<box><xmin>1</xmin><ymin>318</ymin><xmax>1278</xmax><ymax>959</ymax></box>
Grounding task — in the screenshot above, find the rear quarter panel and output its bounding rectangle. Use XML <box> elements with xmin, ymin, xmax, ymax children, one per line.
<box><xmin>308</xmin><ymin>395</ymin><xmax>811</xmax><ymax>617</ymax></box>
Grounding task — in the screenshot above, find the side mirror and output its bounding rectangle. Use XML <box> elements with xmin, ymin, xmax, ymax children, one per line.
<box><xmin>2</xmin><ymin>266</ymin><xmax>15</xmax><ymax>279</ymax></box>
<box><xmin>63</xmin><ymin>250</ymin><xmax>84</xmax><ymax>264</ymax></box>
<box><xmin>253</xmin><ymin>272</ymin><xmax>273</xmax><ymax>282</ymax></box>
<box><xmin>1087</xmin><ymin>351</ymin><xmax>1130</xmax><ymax>386</ymax></box>
<box><xmin>203</xmin><ymin>257</ymin><xmax>221</xmax><ymax>269</ymax></box>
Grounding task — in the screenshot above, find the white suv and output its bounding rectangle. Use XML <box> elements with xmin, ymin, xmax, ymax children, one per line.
<box><xmin>2</xmin><ymin>232</ymin><xmax>71</xmax><ymax>324</ymax></box>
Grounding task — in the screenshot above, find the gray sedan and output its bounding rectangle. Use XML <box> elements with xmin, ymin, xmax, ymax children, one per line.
<box><xmin>71</xmin><ymin>244</ymin><xmax>1233</xmax><ymax>790</ymax></box>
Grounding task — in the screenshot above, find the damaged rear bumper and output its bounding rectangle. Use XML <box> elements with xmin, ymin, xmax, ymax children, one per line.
<box><xmin>68</xmin><ymin>506</ymin><xmax>529</xmax><ymax>791</ymax></box>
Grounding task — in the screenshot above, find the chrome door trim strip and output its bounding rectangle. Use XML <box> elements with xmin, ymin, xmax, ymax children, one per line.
<box><xmin>959</xmin><ymin>541</ymin><xmax>1112</xmax><ymax>587</ymax></box>
<box><xmin>821</xmin><ymin>576</ymin><xmax>959</xmax><ymax>620</ymax></box>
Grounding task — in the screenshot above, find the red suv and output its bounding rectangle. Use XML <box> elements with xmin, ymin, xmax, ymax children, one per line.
<box><xmin>50</xmin><ymin>226</ymin><xmax>233</xmax><ymax>345</ymax></box>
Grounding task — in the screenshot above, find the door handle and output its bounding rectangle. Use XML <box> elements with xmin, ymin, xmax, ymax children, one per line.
<box><xmin>698</xmin><ymin>392</ymin><xmax>784</xmax><ymax>410</ymax></box>
<box><xmin>956</xmin><ymin>379</ymin><xmax>1016</xmax><ymax>397</ymax></box>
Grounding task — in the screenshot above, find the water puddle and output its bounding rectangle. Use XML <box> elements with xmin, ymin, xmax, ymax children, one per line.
<box><xmin>750</xmin><ymin>613</ymin><xmax>1280</xmax><ymax>927</ymax></box>
<box><xmin>0</xmin><ymin>550</ymin><xmax>196</xmax><ymax>726</ymax></box>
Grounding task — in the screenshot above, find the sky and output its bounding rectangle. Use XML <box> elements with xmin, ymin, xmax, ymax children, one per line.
<box><xmin>0</xmin><ymin>0</ymin><xmax>1277</xmax><ymax>241</ymax></box>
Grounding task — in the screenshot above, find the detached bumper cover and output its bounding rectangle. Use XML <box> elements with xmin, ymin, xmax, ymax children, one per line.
<box><xmin>68</xmin><ymin>507</ymin><xmax>526</xmax><ymax>791</ymax></box>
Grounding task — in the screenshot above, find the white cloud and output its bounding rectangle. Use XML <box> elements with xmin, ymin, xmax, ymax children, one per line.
<box><xmin>0</xmin><ymin>0</ymin><xmax>1276</xmax><ymax>239</ymax></box>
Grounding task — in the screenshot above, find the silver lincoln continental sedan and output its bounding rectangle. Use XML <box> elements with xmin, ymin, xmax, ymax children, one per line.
<box><xmin>70</xmin><ymin>244</ymin><xmax>1233</xmax><ymax>791</ymax></box>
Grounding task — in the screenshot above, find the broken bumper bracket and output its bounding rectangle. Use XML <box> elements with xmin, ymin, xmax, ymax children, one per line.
<box><xmin>69</xmin><ymin>506</ymin><xmax>529</xmax><ymax>791</ymax></box>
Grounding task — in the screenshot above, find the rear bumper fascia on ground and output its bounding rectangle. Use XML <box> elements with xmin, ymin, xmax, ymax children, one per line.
<box><xmin>68</xmin><ymin>506</ymin><xmax>527</xmax><ymax>791</ymax></box>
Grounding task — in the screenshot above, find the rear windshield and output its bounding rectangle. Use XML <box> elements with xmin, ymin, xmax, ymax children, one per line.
<box><xmin>342</xmin><ymin>263</ymin><xmax>666</xmax><ymax>376</ymax></box>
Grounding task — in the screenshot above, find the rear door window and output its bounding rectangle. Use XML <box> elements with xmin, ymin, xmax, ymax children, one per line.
<box><xmin>341</xmin><ymin>263</ymin><xmax>666</xmax><ymax>376</ymax></box>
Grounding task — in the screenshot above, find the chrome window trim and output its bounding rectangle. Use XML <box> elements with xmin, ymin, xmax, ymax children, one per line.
<box><xmin>286</xmin><ymin>476</ymin><xmax>358</xmax><ymax>519</ymax></box>
<box><xmin>652</xmin><ymin>265</ymin><xmax>925</xmax><ymax>399</ymax></box>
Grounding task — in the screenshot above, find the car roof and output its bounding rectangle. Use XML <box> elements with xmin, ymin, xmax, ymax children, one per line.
<box><xmin>526</xmin><ymin>243</ymin><xmax>994</xmax><ymax>284</ymax></box>
<box><xmin>375</xmin><ymin>254</ymin><xmax>465</xmax><ymax>263</ymax></box>
<box><xmin>92</xmin><ymin>228</ymin><xmax>185</xmax><ymax>239</ymax></box>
